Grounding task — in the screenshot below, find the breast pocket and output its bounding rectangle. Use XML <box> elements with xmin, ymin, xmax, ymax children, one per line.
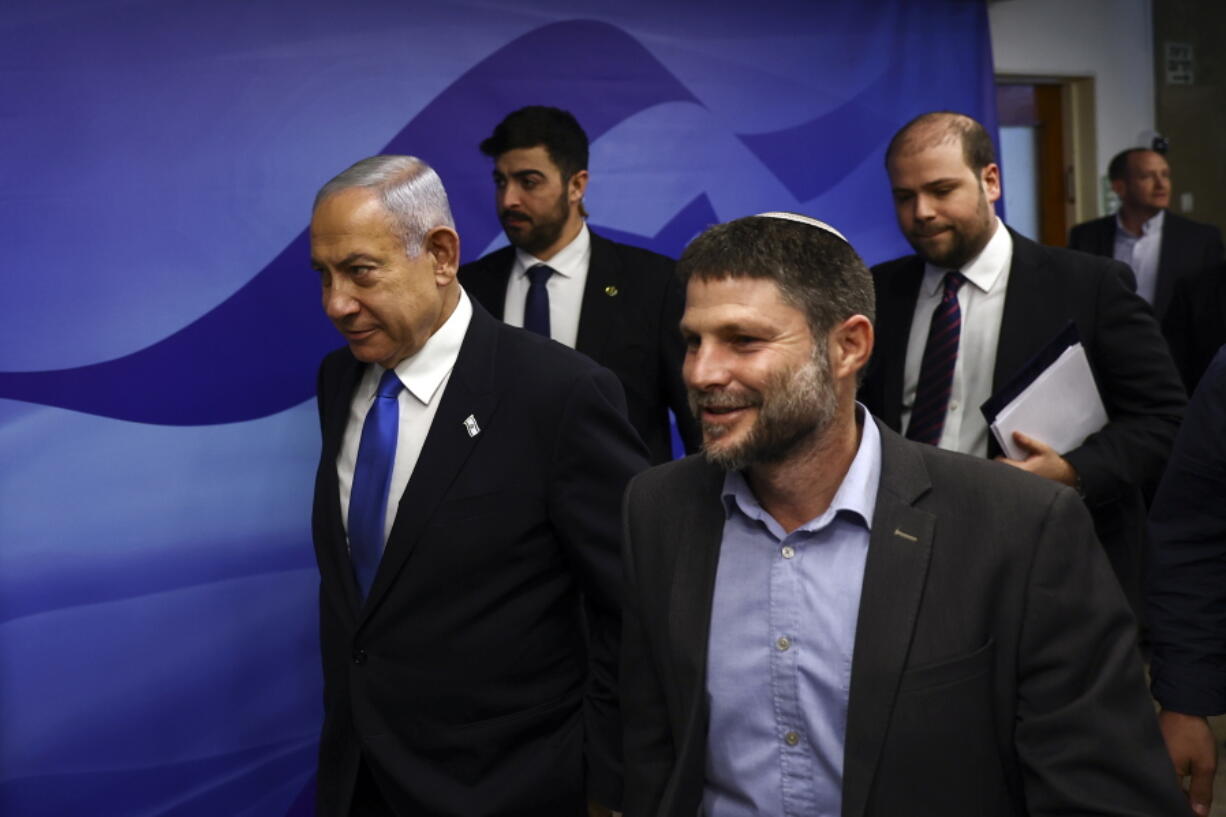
<box><xmin>898</xmin><ymin>638</ymin><xmax>994</xmax><ymax>694</ymax></box>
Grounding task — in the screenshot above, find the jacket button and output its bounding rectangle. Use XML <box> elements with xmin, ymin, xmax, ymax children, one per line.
<box><xmin>352</xmin><ymin>649</ymin><xmax>367</xmax><ymax>665</ymax></box>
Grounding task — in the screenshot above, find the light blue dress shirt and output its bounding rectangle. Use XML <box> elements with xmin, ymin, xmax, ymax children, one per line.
<box><xmin>704</xmin><ymin>410</ymin><xmax>881</xmax><ymax>817</ymax></box>
<box><xmin>1113</xmin><ymin>209</ymin><xmax>1164</xmax><ymax>305</ymax></box>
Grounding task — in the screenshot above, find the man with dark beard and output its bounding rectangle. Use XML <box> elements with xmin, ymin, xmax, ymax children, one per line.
<box><xmin>459</xmin><ymin>106</ymin><xmax>699</xmax><ymax>463</ymax></box>
<box><xmin>859</xmin><ymin>111</ymin><xmax>1184</xmax><ymax>617</ymax></box>
<box><xmin>620</xmin><ymin>212</ymin><xmax>1186</xmax><ymax>817</ymax></box>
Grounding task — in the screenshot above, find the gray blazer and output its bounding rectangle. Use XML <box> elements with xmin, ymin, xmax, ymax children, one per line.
<box><xmin>620</xmin><ymin>419</ymin><xmax>1186</xmax><ymax>817</ymax></box>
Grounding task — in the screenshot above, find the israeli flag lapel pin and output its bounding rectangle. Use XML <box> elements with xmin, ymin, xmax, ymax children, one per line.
<box><xmin>463</xmin><ymin>414</ymin><xmax>481</xmax><ymax>438</ymax></box>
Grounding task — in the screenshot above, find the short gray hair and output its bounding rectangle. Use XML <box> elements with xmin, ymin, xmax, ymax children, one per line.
<box><xmin>313</xmin><ymin>155</ymin><xmax>455</xmax><ymax>258</ymax></box>
<box><xmin>677</xmin><ymin>214</ymin><xmax>876</xmax><ymax>339</ymax></box>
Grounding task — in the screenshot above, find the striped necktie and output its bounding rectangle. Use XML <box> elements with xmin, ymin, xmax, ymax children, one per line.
<box><xmin>906</xmin><ymin>271</ymin><xmax>967</xmax><ymax>446</ymax></box>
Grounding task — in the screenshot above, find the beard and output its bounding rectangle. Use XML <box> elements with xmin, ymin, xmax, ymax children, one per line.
<box><xmin>689</xmin><ymin>345</ymin><xmax>839</xmax><ymax>472</ymax></box>
<box><xmin>499</xmin><ymin>189</ymin><xmax>571</xmax><ymax>257</ymax></box>
<box><xmin>906</xmin><ymin>189</ymin><xmax>994</xmax><ymax>270</ymax></box>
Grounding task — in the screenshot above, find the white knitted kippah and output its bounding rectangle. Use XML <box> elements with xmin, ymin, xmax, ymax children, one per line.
<box><xmin>754</xmin><ymin>211</ymin><xmax>848</xmax><ymax>244</ymax></box>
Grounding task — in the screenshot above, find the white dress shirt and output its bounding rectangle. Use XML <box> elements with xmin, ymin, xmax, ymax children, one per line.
<box><xmin>501</xmin><ymin>223</ymin><xmax>591</xmax><ymax>349</ymax></box>
<box><xmin>1113</xmin><ymin>209</ymin><xmax>1164</xmax><ymax>305</ymax></box>
<box><xmin>901</xmin><ymin>219</ymin><xmax>1013</xmax><ymax>458</ymax></box>
<box><xmin>336</xmin><ymin>287</ymin><xmax>474</xmax><ymax>549</ymax></box>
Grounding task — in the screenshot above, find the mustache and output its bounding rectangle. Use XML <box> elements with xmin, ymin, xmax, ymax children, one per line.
<box><xmin>500</xmin><ymin>210</ymin><xmax>531</xmax><ymax>225</ymax></box>
<box><xmin>910</xmin><ymin>225</ymin><xmax>951</xmax><ymax>238</ymax></box>
<box><xmin>688</xmin><ymin>388</ymin><xmax>762</xmax><ymax>411</ymax></box>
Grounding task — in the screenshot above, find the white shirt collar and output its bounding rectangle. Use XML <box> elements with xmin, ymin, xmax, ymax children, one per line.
<box><xmin>513</xmin><ymin>222</ymin><xmax>591</xmax><ymax>280</ymax></box>
<box><xmin>1115</xmin><ymin>208</ymin><xmax>1165</xmax><ymax>238</ymax></box>
<box><xmin>922</xmin><ymin>216</ymin><xmax>1012</xmax><ymax>296</ymax></box>
<box><xmin>364</xmin><ymin>287</ymin><xmax>472</xmax><ymax>406</ymax></box>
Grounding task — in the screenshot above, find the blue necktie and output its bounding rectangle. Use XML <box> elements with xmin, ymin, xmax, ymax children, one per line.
<box><xmin>348</xmin><ymin>368</ymin><xmax>403</xmax><ymax>597</ymax></box>
<box><xmin>906</xmin><ymin>271</ymin><xmax>967</xmax><ymax>446</ymax></box>
<box><xmin>523</xmin><ymin>264</ymin><xmax>555</xmax><ymax>337</ymax></box>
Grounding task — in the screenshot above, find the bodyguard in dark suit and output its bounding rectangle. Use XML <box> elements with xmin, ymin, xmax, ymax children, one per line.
<box><xmin>1148</xmin><ymin>348</ymin><xmax>1226</xmax><ymax>816</ymax></box>
<box><xmin>621</xmin><ymin>213</ymin><xmax>1185</xmax><ymax>816</ymax></box>
<box><xmin>309</xmin><ymin>155</ymin><xmax>647</xmax><ymax>816</ymax></box>
<box><xmin>459</xmin><ymin>106</ymin><xmax>699</xmax><ymax>463</ymax></box>
<box><xmin>860</xmin><ymin>112</ymin><xmax>1185</xmax><ymax>614</ymax></box>
<box><xmin>1069</xmin><ymin>147</ymin><xmax>1223</xmax><ymax>321</ymax></box>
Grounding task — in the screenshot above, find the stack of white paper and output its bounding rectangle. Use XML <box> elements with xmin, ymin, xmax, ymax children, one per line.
<box><xmin>988</xmin><ymin>342</ymin><xmax>1108</xmax><ymax>460</ymax></box>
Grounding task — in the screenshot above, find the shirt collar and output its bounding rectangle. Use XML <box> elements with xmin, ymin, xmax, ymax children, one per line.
<box><xmin>720</xmin><ymin>404</ymin><xmax>882</xmax><ymax>535</ymax></box>
<box><xmin>363</xmin><ymin>287</ymin><xmax>473</xmax><ymax>407</ymax></box>
<box><xmin>1115</xmin><ymin>208</ymin><xmax>1165</xmax><ymax>238</ymax></box>
<box><xmin>513</xmin><ymin>222</ymin><xmax>591</xmax><ymax>280</ymax></box>
<box><xmin>922</xmin><ymin>216</ymin><xmax>1012</xmax><ymax>296</ymax></box>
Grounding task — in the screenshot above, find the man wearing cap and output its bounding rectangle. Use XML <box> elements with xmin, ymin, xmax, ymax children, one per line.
<box><xmin>620</xmin><ymin>212</ymin><xmax>1185</xmax><ymax>816</ymax></box>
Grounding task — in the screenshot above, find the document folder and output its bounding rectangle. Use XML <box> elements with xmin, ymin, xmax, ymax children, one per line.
<box><xmin>980</xmin><ymin>322</ymin><xmax>1108</xmax><ymax>461</ymax></box>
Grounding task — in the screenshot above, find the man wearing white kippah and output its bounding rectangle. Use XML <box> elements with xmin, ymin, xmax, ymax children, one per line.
<box><xmin>620</xmin><ymin>213</ymin><xmax>1185</xmax><ymax>816</ymax></box>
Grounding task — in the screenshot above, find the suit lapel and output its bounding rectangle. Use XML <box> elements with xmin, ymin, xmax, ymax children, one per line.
<box><xmin>320</xmin><ymin>355</ymin><xmax>367</xmax><ymax>617</ymax></box>
<box><xmin>665</xmin><ymin>459</ymin><xmax>728</xmax><ymax>799</ymax></box>
<box><xmin>575</xmin><ymin>231</ymin><xmax>622</xmax><ymax>362</ymax></box>
<box><xmin>1154</xmin><ymin>212</ymin><xmax>1184</xmax><ymax>317</ymax></box>
<box><xmin>462</xmin><ymin>247</ymin><xmax>514</xmax><ymax>320</ymax></box>
<box><xmin>842</xmin><ymin>424</ymin><xmax>934</xmax><ymax>817</ymax></box>
<box><xmin>872</xmin><ymin>259</ymin><xmax>924</xmax><ymax>430</ymax></box>
<box><xmin>356</xmin><ymin>305</ymin><xmax>502</xmax><ymax>626</ymax></box>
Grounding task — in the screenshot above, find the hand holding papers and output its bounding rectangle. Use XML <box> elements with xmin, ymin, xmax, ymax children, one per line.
<box><xmin>981</xmin><ymin>323</ymin><xmax>1108</xmax><ymax>461</ymax></box>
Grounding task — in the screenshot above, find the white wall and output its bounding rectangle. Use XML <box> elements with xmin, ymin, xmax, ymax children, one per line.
<box><xmin>989</xmin><ymin>0</ymin><xmax>1154</xmax><ymax>217</ymax></box>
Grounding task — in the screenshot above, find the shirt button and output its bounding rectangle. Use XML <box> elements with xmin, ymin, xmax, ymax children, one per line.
<box><xmin>784</xmin><ymin>731</ymin><xmax>801</xmax><ymax>746</ymax></box>
<box><xmin>781</xmin><ymin>546</ymin><xmax>795</xmax><ymax>559</ymax></box>
<box><xmin>949</xmin><ymin>400</ymin><xmax>960</xmax><ymax>411</ymax></box>
<box><xmin>776</xmin><ymin>636</ymin><xmax>791</xmax><ymax>651</ymax></box>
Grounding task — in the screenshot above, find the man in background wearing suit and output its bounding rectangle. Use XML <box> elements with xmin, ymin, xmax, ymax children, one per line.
<box><xmin>309</xmin><ymin>155</ymin><xmax>647</xmax><ymax>816</ymax></box>
<box><xmin>620</xmin><ymin>212</ymin><xmax>1185</xmax><ymax>816</ymax></box>
<box><xmin>459</xmin><ymin>105</ymin><xmax>699</xmax><ymax>463</ymax></box>
<box><xmin>1069</xmin><ymin>147</ymin><xmax>1223</xmax><ymax>322</ymax></box>
<box><xmin>860</xmin><ymin>112</ymin><xmax>1185</xmax><ymax>615</ymax></box>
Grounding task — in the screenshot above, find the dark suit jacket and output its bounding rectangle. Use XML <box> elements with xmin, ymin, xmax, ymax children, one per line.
<box><xmin>860</xmin><ymin>229</ymin><xmax>1185</xmax><ymax>614</ymax></box>
<box><xmin>1068</xmin><ymin>210</ymin><xmax>1224</xmax><ymax>319</ymax></box>
<box><xmin>459</xmin><ymin>229</ymin><xmax>698</xmax><ymax>464</ymax></box>
<box><xmin>1148</xmin><ymin>348</ymin><xmax>1226</xmax><ymax>715</ymax></box>
<box><xmin>312</xmin><ymin>303</ymin><xmax>648</xmax><ymax>817</ymax></box>
<box><xmin>1162</xmin><ymin>261</ymin><xmax>1226</xmax><ymax>393</ymax></box>
<box><xmin>621</xmin><ymin>421</ymin><xmax>1187</xmax><ymax>817</ymax></box>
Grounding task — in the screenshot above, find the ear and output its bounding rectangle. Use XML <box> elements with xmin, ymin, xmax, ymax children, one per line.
<box><xmin>1110</xmin><ymin>178</ymin><xmax>1125</xmax><ymax>199</ymax></box>
<box><xmin>828</xmin><ymin>314</ymin><xmax>874</xmax><ymax>383</ymax></box>
<box><xmin>424</xmin><ymin>226</ymin><xmax>460</xmax><ymax>286</ymax></box>
<box><xmin>980</xmin><ymin>162</ymin><xmax>1002</xmax><ymax>204</ymax></box>
<box><xmin>568</xmin><ymin>169</ymin><xmax>589</xmax><ymax>205</ymax></box>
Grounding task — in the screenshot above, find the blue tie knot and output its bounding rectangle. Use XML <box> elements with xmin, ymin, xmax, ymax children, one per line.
<box><xmin>943</xmin><ymin>270</ymin><xmax>967</xmax><ymax>294</ymax></box>
<box><xmin>376</xmin><ymin>369</ymin><xmax>403</xmax><ymax>400</ymax></box>
<box><xmin>527</xmin><ymin>264</ymin><xmax>555</xmax><ymax>285</ymax></box>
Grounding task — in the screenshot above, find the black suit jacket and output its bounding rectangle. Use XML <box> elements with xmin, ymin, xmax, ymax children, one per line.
<box><xmin>1162</xmin><ymin>261</ymin><xmax>1226</xmax><ymax>393</ymax></box>
<box><xmin>621</xmin><ymin>422</ymin><xmax>1186</xmax><ymax>817</ymax></box>
<box><xmin>1068</xmin><ymin>210</ymin><xmax>1224</xmax><ymax>319</ymax></box>
<box><xmin>1148</xmin><ymin>348</ymin><xmax>1226</xmax><ymax>715</ymax></box>
<box><xmin>311</xmin><ymin>303</ymin><xmax>648</xmax><ymax>816</ymax></box>
<box><xmin>459</xmin><ymin>229</ymin><xmax>698</xmax><ymax>464</ymax></box>
<box><xmin>860</xmin><ymin>229</ymin><xmax>1185</xmax><ymax>614</ymax></box>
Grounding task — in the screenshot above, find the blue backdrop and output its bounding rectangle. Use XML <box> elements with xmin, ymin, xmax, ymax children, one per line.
<box><xmin>0</xmin><ymin>2</ymin><xmax>996</xmax><ymax>814</ymax></box>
